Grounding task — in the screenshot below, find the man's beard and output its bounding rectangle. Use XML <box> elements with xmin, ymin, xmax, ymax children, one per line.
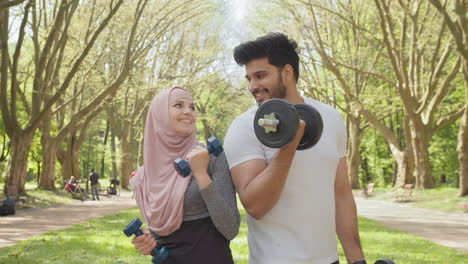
<box><xmin>256</xmin><ymin>74</ymin><xmax>287</xmax><ymax>106</ymax></box>
<box><xmin>275</xmin><ymin>73</ymin><xmax>287</xmax><ymax>99</ymax></box>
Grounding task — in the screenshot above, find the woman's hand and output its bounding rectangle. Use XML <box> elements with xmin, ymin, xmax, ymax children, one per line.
<box><xmin>131</xmin><ymin>229</ymin><xmax>157</xmax><ymax>256</ymax></box>
<box><xmin>186</xmin><ymin>145</ymin><xmax>211</xmax><ymax>189</ymax></box>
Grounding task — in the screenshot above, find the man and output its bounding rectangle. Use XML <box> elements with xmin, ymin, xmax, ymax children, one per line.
<box><xmin>224</xmin><ymin>33</ymin><xmax>365</xmax><ymax>264</ymax></box>
<box><xmin>89</xmin><ymin>168</ymin><xmax>100</xmax><ymax>201</ymax></box>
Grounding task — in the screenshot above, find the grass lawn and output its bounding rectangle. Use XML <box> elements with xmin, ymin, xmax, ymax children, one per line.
<box><xmin>1</xmin><ymin>206</ymin><xmax>467</xmax><ymax>264</ymax></box>
<box><xmin>0</xmin><ymin>182</ymin><xmax>78</xmax><ymax>208</ymax></box>
<box><xmin>357</xmin><ymin>186</ymin><xmax>468</xmax><ymax>214</ymax></box>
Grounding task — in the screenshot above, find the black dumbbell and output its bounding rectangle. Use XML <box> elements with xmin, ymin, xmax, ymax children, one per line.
<box><xmin>353</xmin><ymin>260</ymin><xmax>395</xmax><ymax>264</ymax></box>
<box><xmin>173</xmin><ymin>136</ymin><xmax>223</xmax><ymax>177</ymax></box>
<box><xmin>374</xmin><ymin>259</ymin><xmax>395</xmax><ymax>264</ymax></box>
<box><xmin>253</xmin><ymin>98</ymin><xmax>323</xmax><ymax>150</ymax></box>
<box><xmin>123</xmin><ymin>218</ymin><xmax>170</xmax><ymax>264</ymax></box>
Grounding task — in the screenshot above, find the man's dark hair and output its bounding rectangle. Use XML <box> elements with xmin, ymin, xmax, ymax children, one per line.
<box><xmin>233</xmin><ymin>32</ymin><xmax>300</xmax><ymax>81</ymax></box>
<box><xmin>91</xmin><ymin>168</ymin><xmax>95</xmax><ymax>172</ymax></box>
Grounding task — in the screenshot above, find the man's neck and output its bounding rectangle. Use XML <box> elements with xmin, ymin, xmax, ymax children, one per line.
<box><xmin>284</xmin><ymin>87</ymin><xmax>303</xmax><ymax>104</ymax></box>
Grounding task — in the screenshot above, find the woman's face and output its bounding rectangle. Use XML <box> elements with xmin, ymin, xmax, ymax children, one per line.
<box><xmin>169</xmin><ymin>98</ymin><xmax>196</xmax><ymax>136</ymax></box>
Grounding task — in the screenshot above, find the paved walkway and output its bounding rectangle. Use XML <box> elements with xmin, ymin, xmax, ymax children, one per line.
<box><xmin>0</xmin><ymin>191</ymin><xmax>136</xmax><ymax>248</ymax></box>
<box><xmin>355</xmin><ymin>197</ymin><xmax>468</xmax><ymax>254</ymax></box>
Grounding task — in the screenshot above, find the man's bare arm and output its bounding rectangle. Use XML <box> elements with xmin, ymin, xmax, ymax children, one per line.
<box><xmin>230</xmin><ymin>121</ymin><xmax>305</xmax><ymax>219</ymax></box>
<box><xmin>335</xmin><ymin>157</ymin><xmax>365</xmax><ymax>263</ymax></box>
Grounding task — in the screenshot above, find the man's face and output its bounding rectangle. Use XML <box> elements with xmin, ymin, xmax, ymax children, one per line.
<box><xmin>245</xmin><ymin>57</ymin><xmax>287</xmax><ymax>105</ymax></box>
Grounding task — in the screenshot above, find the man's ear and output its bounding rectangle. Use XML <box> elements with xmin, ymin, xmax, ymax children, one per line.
<box><xmin>283</xmin><ymin>64</ymin><xmax>294</xmax><ymax>81</ymax></box>
<box><xmin>282</xmin><ymin>64</ymin><xmax>295</xmax><ymax>82</ymax></box>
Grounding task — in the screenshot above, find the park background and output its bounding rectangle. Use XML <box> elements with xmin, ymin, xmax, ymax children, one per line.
<box><xmin>0</xmin><ymin>0</ymin><xmax>467</xmax><ymax>263</ymax></box>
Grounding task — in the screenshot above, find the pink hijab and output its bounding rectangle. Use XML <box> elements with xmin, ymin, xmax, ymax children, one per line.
<box><xmin>131</xmin><ymin>87</ymin><xmax>197</xmax><ymax>236</ymax></box>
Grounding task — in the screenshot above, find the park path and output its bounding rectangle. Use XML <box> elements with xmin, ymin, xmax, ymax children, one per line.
<box><xmin>0</xmin><ymin>191</ymin><xmax>136</xmax><ymax>248</ymax></box>
<box><xmin>355</xmin><ymin>197</ymin><xmax>468</xmax><ymax>254</ymax></box>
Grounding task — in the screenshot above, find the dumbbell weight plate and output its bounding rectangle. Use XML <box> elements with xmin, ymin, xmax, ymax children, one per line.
<box><xmin>254</xmin><ymin>99</ymin><xmax>299</xmax><ymax>148</ymax></box>
<box><xmin>123</xmin><ymin>218</ymin><xmax>143</xmax><ymax>237</ymax></box>
<box><xmin>374</xmin><ymin>259</ymin><xmax>395</xmax><ymax>264</ymax></box>
<box><xmin>294</xmin><ymin>104</ymin><xmax>323</xmax><ymax>150</ymax></box>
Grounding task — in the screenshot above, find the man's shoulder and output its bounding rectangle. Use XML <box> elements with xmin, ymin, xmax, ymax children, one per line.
<box><xmin>303</xmin><ymin>97</ymin><xmax>342</xmax><ymax>119</ymax></box>
<box><xmin>228</xmin><ymin>105</ymin><xmax>257</xmax><ymax>128</ymax></box>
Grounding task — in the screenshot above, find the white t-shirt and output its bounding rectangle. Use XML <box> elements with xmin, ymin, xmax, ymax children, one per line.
<box><xmin>224</xmin><ymin>97</ymin><xmax>347</xmax><ymax>264</ymax></box>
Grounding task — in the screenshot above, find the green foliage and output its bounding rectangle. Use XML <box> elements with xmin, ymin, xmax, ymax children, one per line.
<box><xmin>360</xmin><ymin>129</ymin><xmax>395</xmax><ymax>186</ymax></box>
<box><xmin>430</xmin><ymin>121</ymin><xmax>460</xmax><ymax>187</ymax></box>
<box><xmin>27</xmin><ymin>133</ymin><xmax>43</xmax><ymax>183</ymax></box>
<box><xmin>192</xmin><ymin>72</ymin><xmax>252</xmax><ymax>142</ymax></box>
<box><xmin>0</xmin><ymin>120</ymin><xmax>10</xmax><ymax>181</ymax></box>
<box><xmin>2</xmin><ymin>0</ymin><xmax>465</xmax><ymax>194</ymax></box>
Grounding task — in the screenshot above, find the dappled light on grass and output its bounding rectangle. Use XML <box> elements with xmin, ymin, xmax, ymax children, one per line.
<box><xmin>230</xmin><ymin>202</ymin><xmax>249</xmax><ymax>264</ymax></box>
<box><xmin>0</xmin><ymin>208</ymin><xmax>150</xmax><ymax>264</ymax></box>
<box><xmin>0</xmin><ymin>183</ymin><xmax>77</xmax><ymax>208</ymax></box>
<box><xmin>338</xmin><ymin>217</ymin><xmax>468</xmax><ymax>264</ymax></box>
<box><xmin>365</xmin><ymin>187</ymin><xmax>467</xmax><ymax>213</ymax></box>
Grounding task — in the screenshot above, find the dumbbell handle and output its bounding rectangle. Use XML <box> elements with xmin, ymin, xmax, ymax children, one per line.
<box><xmin>206</xmin><ymin>145</ymin><xmax>218</xmax><ymax>154</ymax></box>
<box><xmin>258</xmin><ymin>113</ymin><xmax>280</xmax><ymax>133</ymax></box>
<box><xmin>174</xmin><ymin>158</ymin><xmax>191</xmax><ymax>177</ymax></box>
<box><xmin>174</xmin><ymin>136</ymin><xmax>223</xmax><ymax>177</ymax></box>
<box><xmin>258</xmin><ymin>118</ymin><xmax>280</xmax><ymax>127</ymax></box>
<box><xmin>123</xmin><ymin>218</ymin><xmax>169</xmax><ymax>264</ymax></box>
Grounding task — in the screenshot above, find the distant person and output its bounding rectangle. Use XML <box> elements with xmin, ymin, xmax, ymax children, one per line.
<box><xmin>64</xmin><ymin>176</ymin><xmax>78</xmax><ymax>192</ymax></box>
<box><xmin>89</xmin><ymin>168</ymin><xmax>100</xmax><ymax>200</ymax></box>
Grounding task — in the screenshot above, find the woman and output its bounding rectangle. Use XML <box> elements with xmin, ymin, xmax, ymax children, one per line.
<box><xmin>130</xmin><ymin>87</ymin><xmax>240</xmax><ymax>263</ymax></box>
<box><xmin>63</xmin><ymin>176</ymin><xmax>77</xmax><ymax>192</ymax></box>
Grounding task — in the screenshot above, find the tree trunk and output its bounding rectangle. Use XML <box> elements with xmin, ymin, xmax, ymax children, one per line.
<box><xmin>458</xmin><ymin>108</ymin><xmax>468</xmax><ymax>197</ymax></box>
<box><xmin>100</xmin><ymin>120</ymin><xmax>110</xmax><ymax>178</ymax></box>
<box><xmin>38</xmin><ymin>110</ymin><xmax>57</xmax><ymax>190</ymax></box>
<box><xmin>3</xmin><ymin>130</ymin><xmax>34</xmax><ymax>195</ymax></box>
<box><xmin>137</xmin><ymin>136</ymin><xmax>144</xmax><ymax>167</ymax></box>
<box><xmin>111</xmin><ymin>128</ymin><xmax>117</xmax><ymax>180</ymax></box>
<box><xmin>410</xmin><ymin>119</ymin><xmax>435</xmax><ymax>189</ymax></box>
<box><xmin>120</xmin><ymin>128</ymin><xmax>134</xmax><ymax>188</ymax></box>
<box><xmin>458</xmin><ymin>61</ymin><xmax>468</xmax><ymax>197</ymax></box>
<box><xmin>58</xmin><ymin>134</ymin><xmax>80</xmax><ymax>180</ymax></box>
<box><xmin>201</xmin><ymin>119</ymin><xmax>212</xmax><ymax>141</ymax></box>
<box><xmin>71</xmin><ymin>134</ymin><xmax>80</xmax><ymax>180</ymax></box>
<box><xmin>56</xmin><ymin>146</ymin><xmax>66</xmax><ymax>181</ymax></box>
<box><xmin>388</xmin><ymin>115</ymin><xmax>415</xmax><ymax>188</ymax></box>
<box><xmin>60</xmin><ymin>133</ymin><xmax>81</xmax><ymax>181</ymax></box>
<box><xmin>348</xmin><ymin>115</ymin><xmax>362</xmax><ymax>189</ymax></box>
<box><xmin>393</xmin><ymin>146</ymin><xmax>415</xmax><ymax>188</ymax></box>
<box><xmin>38</xmin><ymin>137</ymin><xmax>58</xmax><ymax>190</ymax></box>
<box><xmin>119</xmin><ymin>124</ymin><xmax>135</xmax><ymax>189</ymax></box>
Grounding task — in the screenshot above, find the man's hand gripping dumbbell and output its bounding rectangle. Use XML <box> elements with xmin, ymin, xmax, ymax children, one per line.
<box><xmin>254</xmin><ymin>98</ymin><xmax>323</xmax><ymax>150</ymax></box>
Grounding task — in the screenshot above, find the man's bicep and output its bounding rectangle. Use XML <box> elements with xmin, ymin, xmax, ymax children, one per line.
<box><xmin>230</xmin><ymin>159</ymin><xmax>266</xmax><ymax>200</ymax></box>
<box><xmin>335</xmin><ymin>157</ymin><xmax>351</xmax><ymax>196</ymax></box>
